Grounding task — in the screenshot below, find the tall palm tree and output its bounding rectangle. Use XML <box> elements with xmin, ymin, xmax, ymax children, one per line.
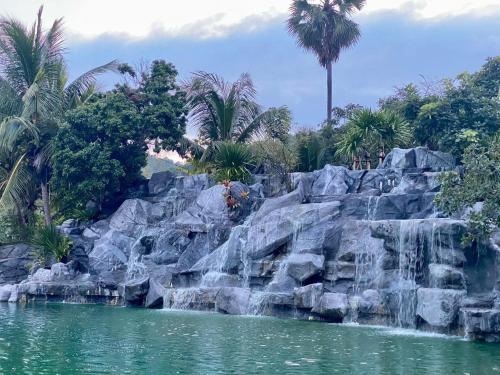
<box><xmin>0</xmin><ymin>6</ymin><xmax>116</xmax><ymax>225</ymax></box>
<box><xmin>288</xmin><ymin>0</ymin><xmax>365</xmax><ymax>123</ymax></box>
<box><xmin>184</xmin><ymin>71</ymin><xmax>290</xmax><ymax>160</ymax></box>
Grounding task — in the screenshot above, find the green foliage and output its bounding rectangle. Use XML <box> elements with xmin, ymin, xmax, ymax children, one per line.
<box><xmin>287</xmin><ymin>0</ymin><xmax>364</xmax><ymax>68</ymax></box>
<box><xmin>0</xmin><ymin>7</ymin><xmax>116</xmax><ymax>225</ymax></box>
<box><xmin>31</xmin><ymin>224</ymin><xmax>72</xmax><ymax>266</ymax></box>
<box><xmin>335</xmin><ymin>108</ymin><xmax>411</xmax><ymax>164</ymax></box>
<box><xmin>436</xmin><ymin>136</ymin><xmax>500</xmax><ymax>245</ymax></box>
<box><xmin>184</xmin><ymin>72</ymin><xmax>290</xmax><ymax>159</ymax></box>
<box><xmin>52</xmin><ymin>61</ymin><xmax>187</xmax><ymax>215</ymax></box>
<box><xmin>380</xmin><ymin>57</ymin><xmax>500</xmax><ymax>158</ymax></box>
<box><xmin>252</xmin><ymin>139</ymin><xmax>297</xmax><ymax>177</ymax></box>
<box><xmin>293</xmin><ymin>131</ymin><xmax>326</xmax><ymax>172</ymax></box>
<box><xmin>212</xmin><ymin>142</ymin><xmax>255</xmax><ymax>183</ymax></box>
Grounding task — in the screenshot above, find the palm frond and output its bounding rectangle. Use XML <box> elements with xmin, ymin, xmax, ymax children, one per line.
<box><xmin>64</xmin><ymin>60</ymin><xmax>118</xmax><ymax>106</ymax></box>
<box><xmin>0</xmin><ymin>154</ymin><xmax>35</xmax><ymax>211</ymax></box>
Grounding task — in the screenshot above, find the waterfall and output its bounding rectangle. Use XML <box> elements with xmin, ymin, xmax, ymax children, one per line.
<box><xmin>125</xmin><ymin>244</ymin><xmax>148</xmax><ymax>282</ymax></box>
<box><xmin>396</xmin><ymin>220</ymin><xmax>424</xmax><ymax>328</ymax></box>
<box><xmin>365</xmin><ymin>196</ymin><xmax>381</xmax><ymax>221</ymax></box>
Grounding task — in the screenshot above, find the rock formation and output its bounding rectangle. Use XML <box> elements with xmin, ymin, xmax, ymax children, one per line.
<box><xmin>1</xmin><ymin>147</ymin><xmax>499</xmax><ymax>342</ymax></box>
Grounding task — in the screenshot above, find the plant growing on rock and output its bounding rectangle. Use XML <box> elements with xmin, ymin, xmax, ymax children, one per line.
<box><xmin>31</xmin><ymin>224</ymin><xmax>71</xmax><ymax>267</ymax></box>
<box><xmin>436</xmin><ymin>136</ymin><xmax>500</xmax><ymax>245</ymax></box>
<box><xmin>213</xmin><ymin>142</ymin><xmax>255</xmax><ymax>184</ymax></box>
<box><xmin>335</xmin><ymin>109</ymin><xmax>411</xmax><ymax>168</ymax></box>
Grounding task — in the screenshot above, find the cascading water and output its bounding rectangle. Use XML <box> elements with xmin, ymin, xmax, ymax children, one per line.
<box><xmin>395</xmin><ymin>220</ymin><xmax>425</xmax><ymax>328</ymax></box>
<box><xmin>365</xmin><ymin>196</ymin><xmax>381</xmax><ymax>221</ymax></box>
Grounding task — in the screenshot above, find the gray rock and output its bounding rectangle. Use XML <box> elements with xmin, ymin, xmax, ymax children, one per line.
<box><xmin>109</xmin><ymin>199</ymin><xmax>153</xmax><ymax>237</ymax></box>
<box><xmin>312</xmin><ymin>292</ymin><xmax>348</xmax><ymax>321</ymax></box>
<box><xmin>286</xmin><ymin>254</ymin><xmax>325</xmax><ymax>282</ymax></box>
<box><xmin>416</xmin><ymin>288</ymin><xmax>466</xmax><ymax>327</ymax></box>
<box><xmin>311</xmin><ymin>165</ymin><xmax>353</xmax><ymax>197</ymax></box>
<box><xmin>429</xmin><ymin>264</ymin><xmax>465</xmax><ymax>289</ymax></box>
<box><xmin>0</xmin><ymin>284</ymin><xmax>13</xmax><ymax>301</ymax></box>
<box><xmin>294</xmin><ymin>283</ymin><xmax>323</xmax><ymax>309</ymax></box>
<box><xmin>246</xmin><ymin>202</ymin><xmax>340</xmax><ymax>259</ymax></box>
<box><xmin>145</xmin><ymin>278</ymin><xmax>166</xmax><ymax>308</ymax></box>
<box><xmin>462</xmin><ymin>308</ymin><xmax>500</xmax><ymax>342</ymax></box>
<box><xmin>380</xmin><ymin>147</ymin><xmax>455</xmax><ymax>171</ymax></box>
<box><xmin>216</xmin><ymin>287</ymin><xmax>251</xmax><ymax>315</ymax></box>
<box><xmin>0</xmin><ymin>244</ymin><xmax>33</xmax><ymax>285</ymax></box>
<box><xmin>149</xmin><ymin>171</ymin><xmax>177</xmax><ymax>195</ymax></box>
<box><xmin>123</xmin><ymin>277</ymin><xmax>149</xmax><ymax>305</ymax></box>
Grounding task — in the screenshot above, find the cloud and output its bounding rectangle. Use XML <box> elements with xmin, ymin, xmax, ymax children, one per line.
<box><xmin>60</xmin><ymin>7</ymin><xmax>499</xmax><ymax>134</ymax></box>
<box><xmin>3</xmin><ymin>0</ymin><xmax>500</xmax><ymax>41</ymax></box>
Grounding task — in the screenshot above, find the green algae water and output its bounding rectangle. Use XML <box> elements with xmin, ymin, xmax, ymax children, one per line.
<box><xmin>0</xmin><ymin>303</ymin><xmax>499</xmax><ymax>374</ymax></box>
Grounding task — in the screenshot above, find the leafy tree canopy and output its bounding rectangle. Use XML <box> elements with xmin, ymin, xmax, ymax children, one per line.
<box><xmin>52</xmin><ymin>60</ymin><xmax>187</xmax><ymax>216</ymax></box>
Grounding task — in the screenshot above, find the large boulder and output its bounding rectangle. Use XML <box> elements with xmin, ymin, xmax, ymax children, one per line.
<box><xmin>148</xmin><ymin>171</ymin><xmax>177</xmax><ymax>195</ymax></box>
<box><xmin>122</xmin><ymin>277</ymin><xmax>149</xmax><ymax>306</ymax></box>
<box><xmin>0</xmin><ymin>284</ymin><xmax>13</xmax><ymax>301</ymax></box>
<box><xmin>286</xmin><ymin>254</ymin><xmax>325</xmax><ymax>282</ymax></box>
<box><xmin>145</xmin><ymin>278</ymin><xmax>166</xmax><ymax>308</ymax></box>
<box><xmin>379</xmin><ymin>147</ymin><xmax>455</xmax><ymax>171</ymax></box>
<box><xmin>416</xmin><ymin>288</ymin><xmax>466</xmax><ymax>327</ymax></box>
<box><xmin>462</xmin><ymin>308</ymin><xmax>500</xmax><ymax>342</ymax></box>
<box><xmin>312</xmin><ymin>292</ymin><xmax>348</xmax><ymax>321</ymax></box>
<box><xmin>311</xmin><ymin>165</ymin><xmax>354</xmax><ymax>197</ymax></box>
<box><xmin>216</xmin><ymin>287</ymin><xmax>251</xmax><ymax>315</ymax></box>
<box><xmin>293</xmin><ymin>283</ymin><xmax>323</xmax><ymax>309</ymax></box>
<box><xmin>246</xmin><ymin>202</ymin><xmax>340</xmax><ymax>259</ymax></box>
<box><xmin>0</xmin><ymin>244</ymin><xmax>33</xmax><ymax>285</ymax></box>
<box><xmin>109</xmin><ymin>199</ymin><xmax>153</xmax><ymax>237</ymax></box>
<box><xmin>429</xmin><ymin>264</ymin><xmax>465</xmax><ymax>289</ymax></box>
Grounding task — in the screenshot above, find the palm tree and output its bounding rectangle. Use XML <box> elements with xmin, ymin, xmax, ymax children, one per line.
<box><xmin>0</xmin><ymin>6</ymin><xmax>116</xmax><ymax>225</ymax></box>
<box><xmin>288</xmin><ymin>0</ymin><xmax>365</xmax><ymax>123</ymax></box>
<box><xmin>184</xmin><ymin>72</ymin><xmax>290</xmax><ymax>160</ymax></box>
<box><xmin>335</xmin><ymin>109</ymin><xmax>411</xmax><ymax>168</ymax></box>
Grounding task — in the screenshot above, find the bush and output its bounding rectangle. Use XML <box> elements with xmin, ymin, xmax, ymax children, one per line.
<box><xmin>436</xmin><ymin>135</ymin><xmax>500</xmax><ymax>245</ymax></box>
<box><xmin>212</xmin><ymin>142</ymin><xmax>255</xmax><ymax>183</ymax></box>
<box><xmin>31</xmin><ymin>225</ymin><xmax>72</xmax><ymax>267</ymax></box>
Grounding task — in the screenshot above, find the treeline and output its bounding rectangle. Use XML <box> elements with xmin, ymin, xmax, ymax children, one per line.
<box><xmin>0</xmin><ymin>8</ymin><xmax>498</xmax><ymax>249</ymax></box>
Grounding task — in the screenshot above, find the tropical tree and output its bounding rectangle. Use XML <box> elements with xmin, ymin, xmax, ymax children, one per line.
<box><xmin>0</xmin><ymin>6</ymin><xmax>116</xmax><ymax>225</ymax></box>
<box><xmin>335</xmin><ymin>109</ymin><xmax>411</xmax><ymax>168</ymax></box>
<box><xmin>288</xmin><ymin>0</ymin><xmax>365</xmax><ymax>123</ymax></box>
<box><xmin>184</xmin><ymin>72</ymin><xmax>291</xmax><ymax>160</ymax></box>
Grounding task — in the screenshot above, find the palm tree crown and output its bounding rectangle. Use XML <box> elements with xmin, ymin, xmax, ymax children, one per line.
<box><xmin>288</xmin><ymin>0</ymin><xmax>365</xmax><ymax>122</ymax></box>
<box><xmin>0</xmin><ymin>6</ymin><xmax>116</xmax><ymax>224</ymax></box>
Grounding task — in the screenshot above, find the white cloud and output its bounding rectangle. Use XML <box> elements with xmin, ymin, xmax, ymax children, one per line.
<box><xmin>1</xmin><ymin>0</ymin><xmax>498</xmax><ymax>40</ymax></box>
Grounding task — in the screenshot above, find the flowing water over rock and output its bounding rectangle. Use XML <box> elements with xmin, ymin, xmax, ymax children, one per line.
<box><xmin>2</xmin><ymin>147</ymin><xmax>500</xmax><ymax>342</ymax></box>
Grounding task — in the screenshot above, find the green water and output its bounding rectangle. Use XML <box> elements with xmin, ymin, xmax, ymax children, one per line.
<box><xmin>0</xmin><ymin>303</ymin><xmax>499</xmax><ymax>374</ymax></box>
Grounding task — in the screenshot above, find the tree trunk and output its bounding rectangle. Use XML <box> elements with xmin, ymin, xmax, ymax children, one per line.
<box><xmin>327</xmin><ymin>61</ymin><xmax>333</xmax><ymax>123</ymax></box>
<box><xmin>40</xmin><ymin>180</ymin><xmax>51</xmax><ymax>226</ymax></box>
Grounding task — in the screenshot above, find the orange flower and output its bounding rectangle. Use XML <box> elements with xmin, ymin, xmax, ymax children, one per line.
<box><xmin>222</xmin><ymin>180</ymin><xmax>232</xmax><ymax>188</ymax></box>
<box><xmin>240</xmin><ymin>191</ymin><xmax>249</xmax><ymax>200</ymax></box>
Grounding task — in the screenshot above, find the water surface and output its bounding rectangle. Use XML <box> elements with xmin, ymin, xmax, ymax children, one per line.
<box><xmin>0</xmin><ymin>303</ymin><xmax>499</xmax><ymax>374</ymax></box>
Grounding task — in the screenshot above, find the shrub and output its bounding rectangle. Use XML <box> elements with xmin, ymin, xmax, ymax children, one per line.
<box><xmin>436</xmin><ymin>135</ymin><xmax>499</xmax><ymax>245</ymax></box>
<box><xmin>31</xmin><ymin>225</ymin><xmax>72</xmax><ymax>267</ymax></box>
<box><xmin>212</xmin><ymin>142</ymin><xmax>255</xmax><ymax>183</ymax></box>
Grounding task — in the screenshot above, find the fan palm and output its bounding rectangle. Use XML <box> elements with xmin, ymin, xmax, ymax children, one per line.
<box><xmin>288</xmin><ymin>0</ymin><xmax>365</xmax><ymax>123</ymax></box>
<box><xmin>335</xmin><ymin>109</ymin><xmax>411</xmax><ymax>168</ymax></box>
<box><xmin>0</xmin><ymin>6</ymin><xmax>116</xmax><ymax>225</ymax></box>
<box><xmin>184</xmin><ymin>72</ymin><xmax>290</xmax><ymax>160</ymax></box>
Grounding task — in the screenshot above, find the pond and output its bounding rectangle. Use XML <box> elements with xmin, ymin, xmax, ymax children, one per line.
<box><xmin>0</xmin><ymin>303</ymin><xmax>499</xmax><ymax>374</ymax></box>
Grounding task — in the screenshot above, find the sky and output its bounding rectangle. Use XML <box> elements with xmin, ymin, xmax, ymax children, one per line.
<box><xmin>2</xmin><ymin>0</ymin><xmax>499</xmax><ymax>134</ymax></box>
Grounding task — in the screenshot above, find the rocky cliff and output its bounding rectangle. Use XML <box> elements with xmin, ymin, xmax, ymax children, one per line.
<box><xmin>1</xmin><ymin>147</ymin><xmax>499</xmax><ymax>342</ymax></box>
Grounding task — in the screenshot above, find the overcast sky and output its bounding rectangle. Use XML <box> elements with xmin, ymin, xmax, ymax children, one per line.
<box><xmin>2</xmin><ymin>0</ymin><xmax>499</xmax><ymax>133</ymax></box>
